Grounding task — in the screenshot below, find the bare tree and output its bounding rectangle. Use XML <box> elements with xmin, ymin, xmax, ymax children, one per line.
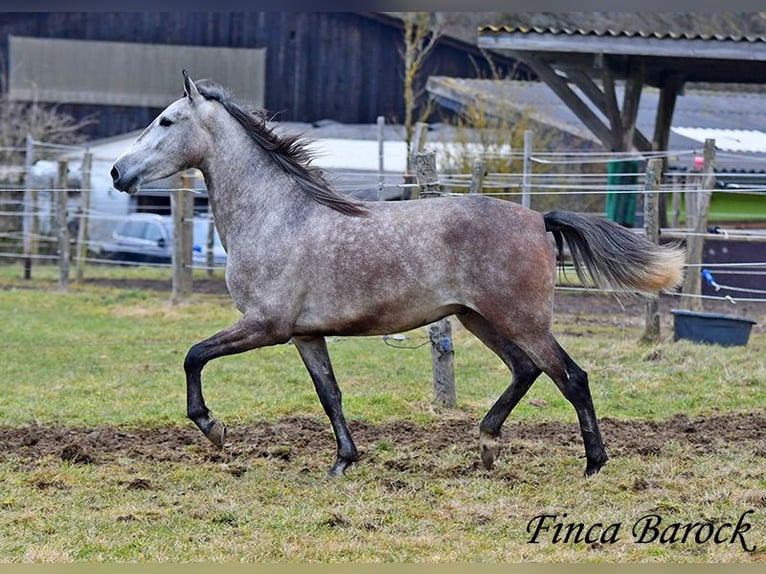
<box><xmin>0</xmin><ymin>91</ymin><xmax>95</xmax><ymax>181</ymax></box>
<box><xmin>401</xmin><ymin>12</ymin><xmax>442</xmax><ymax>156</ymax></box>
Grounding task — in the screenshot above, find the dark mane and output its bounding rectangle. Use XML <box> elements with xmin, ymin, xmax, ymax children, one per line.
<box><xmin>195</xmin><ymin>79</ymin><xmax>368</xmax><ymax>217</ymax></box>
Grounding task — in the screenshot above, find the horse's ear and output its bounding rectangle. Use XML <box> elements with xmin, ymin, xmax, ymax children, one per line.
<box><xmin>182</xmin><ymin>69</ymin><xmax>200</xmax><ymax>101</ymax></box>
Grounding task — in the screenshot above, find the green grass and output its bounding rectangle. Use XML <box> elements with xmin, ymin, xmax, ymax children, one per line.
<box><xmin>1</xmin><ymin>263</ymin><xmax>765</xmax><ymax>562</ymax></box>
<box><xmin>1</xmin><ymin>265</ymin><xmax>762</xmax><ymax>427</ymax></box>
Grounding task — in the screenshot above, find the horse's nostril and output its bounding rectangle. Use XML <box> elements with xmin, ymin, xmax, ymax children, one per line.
<box><xmin>110</xmin><ymin>166</ymin><xmax>119</xmax><ymax>182</ymax></box>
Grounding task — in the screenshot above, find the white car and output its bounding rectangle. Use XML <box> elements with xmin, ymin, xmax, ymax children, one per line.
<box><xmin>99</xmin><ymin>213</ymin><xmax>226</xmax><ymax>266</ymax></box>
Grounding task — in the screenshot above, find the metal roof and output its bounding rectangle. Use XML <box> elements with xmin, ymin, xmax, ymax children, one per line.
<box><xmin>477</xmin><ymin>25</ymin><xmax>766</xmax><ymax>85</ymax></box>
<box><xmin>479</xmin><ymin>25</ymin><xmax>766</xmax><ymax>43</ymax></box>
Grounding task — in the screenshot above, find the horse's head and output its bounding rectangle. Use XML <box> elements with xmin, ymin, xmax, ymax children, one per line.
<box><xmin>112</xmin><ymin>70</ymin><xmax>211</xmax><ymax>194</ymax></box>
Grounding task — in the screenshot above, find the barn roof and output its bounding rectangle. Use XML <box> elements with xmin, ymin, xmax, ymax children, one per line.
<box><xmin>474</xmin><ymin>17</ymin><xmax>766</xmax><ymax>161</ymax></box>
<box><xmin>477</xmin><ymin>24</ymin><xmax>766</xmax><ymax>87</ymax></box>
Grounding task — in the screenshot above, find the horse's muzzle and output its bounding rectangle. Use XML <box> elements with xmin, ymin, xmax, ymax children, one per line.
<box><xmin>111</xmin><ymin>164</ymin><xmax>140</xmax><ymax>194</ymax></box>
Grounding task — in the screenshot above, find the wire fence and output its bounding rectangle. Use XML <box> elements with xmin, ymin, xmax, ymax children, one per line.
<box><xmin>1</xmin><ymin>135</ymin><xmax>765</xmax><ymax>308</ymax></box>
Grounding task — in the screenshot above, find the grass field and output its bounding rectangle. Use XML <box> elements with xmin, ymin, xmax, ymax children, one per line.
<box><xmin>0</xmin><ymin>264</ymin><xmax>764</xmax><ymax>562</ymax></box>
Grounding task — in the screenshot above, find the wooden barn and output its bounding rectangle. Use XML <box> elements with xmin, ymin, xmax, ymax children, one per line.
<box><xmin>0</xmin><ymin>12</ymin><xmax>522</xmax><ymax>140</ymax></box>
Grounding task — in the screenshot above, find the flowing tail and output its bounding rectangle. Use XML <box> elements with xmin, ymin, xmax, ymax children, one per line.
<box><xmin>544</xmin><ymin>211</ymin><xmax>686</xmax><ymax>294</ymax></box>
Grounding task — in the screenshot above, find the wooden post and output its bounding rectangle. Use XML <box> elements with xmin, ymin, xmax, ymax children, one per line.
<box><xmin>171</xmin><ymin>192</ymin><xmax>183</xmax><ymax>304</ymax></box>
<box><xmin>206</xmin><ymin>210</ymin><xmax>215</xmax><ymax>278</ymax></box>
<box><xmin>56</xmin><ymin>161</ymin><xmax>70</xmax><ymax>292</ymax></box>
<box><xmin>377</xmin><ymin>115</ymin><xmax>385</xmax><ymax>201</ymax></box>
<box><xmin>406</xmin><ymin>122</ymin><xmax>428</xmax><ymax>200</ymax></box>
<box><xmin>414</xmin><ymin>151</ymin><xmax>455</xmax><ymax>408</ymax></box>
<box><xmin>641</xmin><ymin>158</ymin><xmax>662</xmax><ymax>343</ymax></box>
<box><xmin>470</xmin><ymin>160</ymin><xmax>486</xmax><ymax>195</ymax></box>
<box><xmin>680</xmin><ymin>139</ymin><xmax>716</xmax><ymax>311</ymax></box>
<box><xmin>22</xmin><ymin>134</ymin><xmax>34</xmax><ymax>279</ymax></box>
<box><xmin>182</xmin><ymin>180</ymin><xmax>194</xmax><ymax>294</ymax></box>
<box><xmin>429</xmin><ymin>321</ymin><xmax>456</xmax><ymax>408</ymax></box>
<box><xmin>521</xmin><ymin>129</ymin><xmax>532</xmax><ymax>208</ymax></box>
<box><xmin>171</xmin><ymin>179</ymin><xmax>194</xmax><ymax>304</ymax></box>
<box><xmin>414</xmin><ymin>152</ymin><xmax>439</xmax><ymax>198</ymax></box>
<box><xmin>75</xmin><ymin>151</ymin><xmax>92</xmax><ymax>283</ymax></box>
<box><xmin>671</xmin><ymin>172</ymin><xmax>681</xmax><ymax>230</ymax></box>
<box><xmin>30</xmin><ymin>189</ymin><xmax>39</xmax><ymax>277</ymax></box>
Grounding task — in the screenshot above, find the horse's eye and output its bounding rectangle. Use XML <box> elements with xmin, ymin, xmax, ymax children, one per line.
<box><xmin>159</xmin><ymin>117</ymin><xmax>173</xmax><ymax>127</ymax></box>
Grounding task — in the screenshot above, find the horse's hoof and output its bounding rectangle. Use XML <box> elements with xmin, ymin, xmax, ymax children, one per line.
<box><xmin>480</xmin><ymin>431</ymin><xmax>501</xmax><ymax>470</ymax></box>
<box><xmin>327</xmin><ymin>457</ymin><xmax>353</xmax><ymax>478</ymax></box>
<box><xmin>206</xmin><ymin>419</ymin><xmax>227</xmax><ymax>448</ymax></box>
<box><xmin>584</xmin><ymin>453</ymin><xmax>608</xmax><ymax>477</ymax></box>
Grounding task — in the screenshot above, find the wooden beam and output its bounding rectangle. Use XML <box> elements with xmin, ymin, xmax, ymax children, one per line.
<box><xmin>569</xmin><ymin>67</ymin><xmax>652</xmax><ymax>152</ymax></box>
<box><xmin>620</xmin><ymin>63</ymin><xmax>645</xmax><ymax>152</ymax></box>
<box><xmin>513</xmin><ymin>52</ymin><xmax>615</xmax><ymax>150</ymax></box>
<box><xmin>652</xmin><ymin>73</ymin><xmax>684</xmax><ymax>229</ymax></box>
<box><xmin>567</xmin><ymin>69</ymin><xmax>606</xmax><ymax>111</ymax></box>
<box><xmin>652</xmin><ymin>74</ymin><xmax>683</xmax><ymax>152</ymax></box>
<box><xmin>601</xmin><ymin>67</ymin><xmax>624</xmax><ymax>150</ymax></box>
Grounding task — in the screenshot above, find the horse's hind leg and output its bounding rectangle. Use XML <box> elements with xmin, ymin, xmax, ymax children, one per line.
<box><xmin>293</xmin><ymin>336</ymin><xmax>358</xmax><ymax>477</ymax></box>
<box><xmin>458</xmin><ymin>311</ymin><xmax>542</xmax><ymax>470</ymax></box>
<box><xmin>184</xmin><ymin>315</ymin><xmax>287</xmax><ymax>447</ymax></box>
<box><xmin>522</xmin><ymin>332</ymin><xmax>609</xmax><ymax>476</ymax></box>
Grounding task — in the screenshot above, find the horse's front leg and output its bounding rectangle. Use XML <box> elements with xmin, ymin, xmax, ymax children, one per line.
<box><xmin>184</xmin><ymin>315</ymin><xmax>286</xmax><ymax>447</ymax></box>
<box><xmin>293</xmin><ymin>336</ymin><xmax>358</xmax><ymax>477</ymax></box>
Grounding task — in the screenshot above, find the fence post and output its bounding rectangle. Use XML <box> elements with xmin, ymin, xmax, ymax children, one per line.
<box><xmin>75</xmin><ymin>151</ymin><xmax>92</xmax><ymax>283</ymax></box>
<box><xmin>680</xmin><ymin>139</ymin><xmax>716</xmax><ymax>311</ymax></box>
<box><xmin>406</xmin><ymin>122</ymin><xmax>428</xmax><ymax>200</ymax></box>
<box><xmin>670</xmin><ymin>172</ymin><xmax>681</xmax><ymax>230</ymax></box>
<box><xmin>377</xmin><ymin>115</ymin><xmax>385</xmax><ymax>201</ymax></box>
<box><xmin>56</xmin><ymin>161</ymin><xmax>70</xmax><ymax>291</ymax></box>
<box><xmin>414</xmin><ymin>151</ymin><xmax>456</xmax><ymax>408</ymax></box>
<box><xmin>171</xmin><ymin>178</ymin><xmax>194</xmax><ymax>304</ymax></box>
<box><xmin>414</xmin><ymin>152</ymin><xmax>439</xmax><ymax>198</ymax></box>
<box><xmin>521</xmin><ymin>129</ymin><xmax>532</xmax><ymax>209</ymax></box>
<box><xmin>22</xmin><ymin>134</ymin><xmax>34</xmax><ymax>279</ymax></box>
<box><xmin>641</xmin><ymin>158</ymin><xmax>662</xmax><ymax>343</ymax></box>
<box><xmin>206</xmin><ymin>210</ymin><xmax>215</xmax><ymax>278</ymax></box>
<box><xmin>470</xmin><ymin>159</ymin><xmax>486</xmax><ymax>195</ymax></box>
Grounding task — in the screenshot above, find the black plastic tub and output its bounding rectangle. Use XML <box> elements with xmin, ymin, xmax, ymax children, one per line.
<box><xmin>670</xmin><ymin>309</ymin><xmax>757</xmax><ymax>347</ymax></box>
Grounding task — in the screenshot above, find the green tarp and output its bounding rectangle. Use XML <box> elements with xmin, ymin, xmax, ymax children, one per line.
<box><xmin>605</xmin><ymin>159</ymin><xmax>639</xmax><ymax>227</ymax></box>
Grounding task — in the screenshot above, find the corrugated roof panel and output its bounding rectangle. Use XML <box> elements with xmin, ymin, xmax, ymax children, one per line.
<box><xmin>478</xmin><ymin>24</ymin><xmax>766</xmax><ymax>43</ymax></box>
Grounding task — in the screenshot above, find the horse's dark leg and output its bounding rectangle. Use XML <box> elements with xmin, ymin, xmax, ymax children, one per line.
<box><xmin>293</xmin><ymin>336</ymin><xmax>358</xmax><ymax>477</ymax></box>
<box><xmin>185</xmin><ymin>316</ymin><xmax>284</xmax><ymax>447</ymax></box>
<box><xmin>458</xmin><ymin>311</ymin><xmax>542</xmax><ymax>470</ymax></box>
<box><xmin>523</xmin><ymin>333</ymin><xmax>609</xmax><ymax>476</ymax></box>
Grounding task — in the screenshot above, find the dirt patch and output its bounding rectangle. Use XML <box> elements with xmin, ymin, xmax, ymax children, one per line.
<box><xmin>1</xmin><ymin>412</ymin><xmax>763</xmax><ymax>472</ymax></box>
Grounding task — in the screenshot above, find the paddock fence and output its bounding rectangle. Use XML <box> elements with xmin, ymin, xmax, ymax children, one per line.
<box><xmin>4</xmin><ymin>133</ymin><xmax>765</xmax><ymax>304</ymax></box>
<box><xmin>3</xmin><ymin>131</ymin><xmax>765</xmax><ymax>406</ymax></box>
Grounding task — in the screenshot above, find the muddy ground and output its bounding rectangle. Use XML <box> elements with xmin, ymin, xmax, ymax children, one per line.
<box><xmin>1</xmin><ymin>412</ymin><xmax>764</xmax><ymax>473</ymax></box>
<box><xmin>2</xmin><ymin>276</ymin><xmax>763</xmax><ymax>471</ymax></box>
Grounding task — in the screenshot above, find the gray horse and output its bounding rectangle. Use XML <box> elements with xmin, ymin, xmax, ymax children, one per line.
<box><xmin>112</xmin><ymin>71</ymin><xmax>685</xmax><ymax>477</ymax></box>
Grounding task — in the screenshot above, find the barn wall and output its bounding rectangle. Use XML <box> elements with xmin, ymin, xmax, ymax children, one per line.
<box><xmin>0</xmin><ymin>12</ymin><xmax>521</xmax><ymax>140</ymax></box>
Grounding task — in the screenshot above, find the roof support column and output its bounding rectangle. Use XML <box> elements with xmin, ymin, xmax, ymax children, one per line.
<box><xmin>619</xmin><ymin>62</ymin><xmax>645</xmax><ymax>151</ymax></box>
<box><xmin>651</xmin><ymin>73</ymin><xmax>684</xmax><ymax>227</ymax></box>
